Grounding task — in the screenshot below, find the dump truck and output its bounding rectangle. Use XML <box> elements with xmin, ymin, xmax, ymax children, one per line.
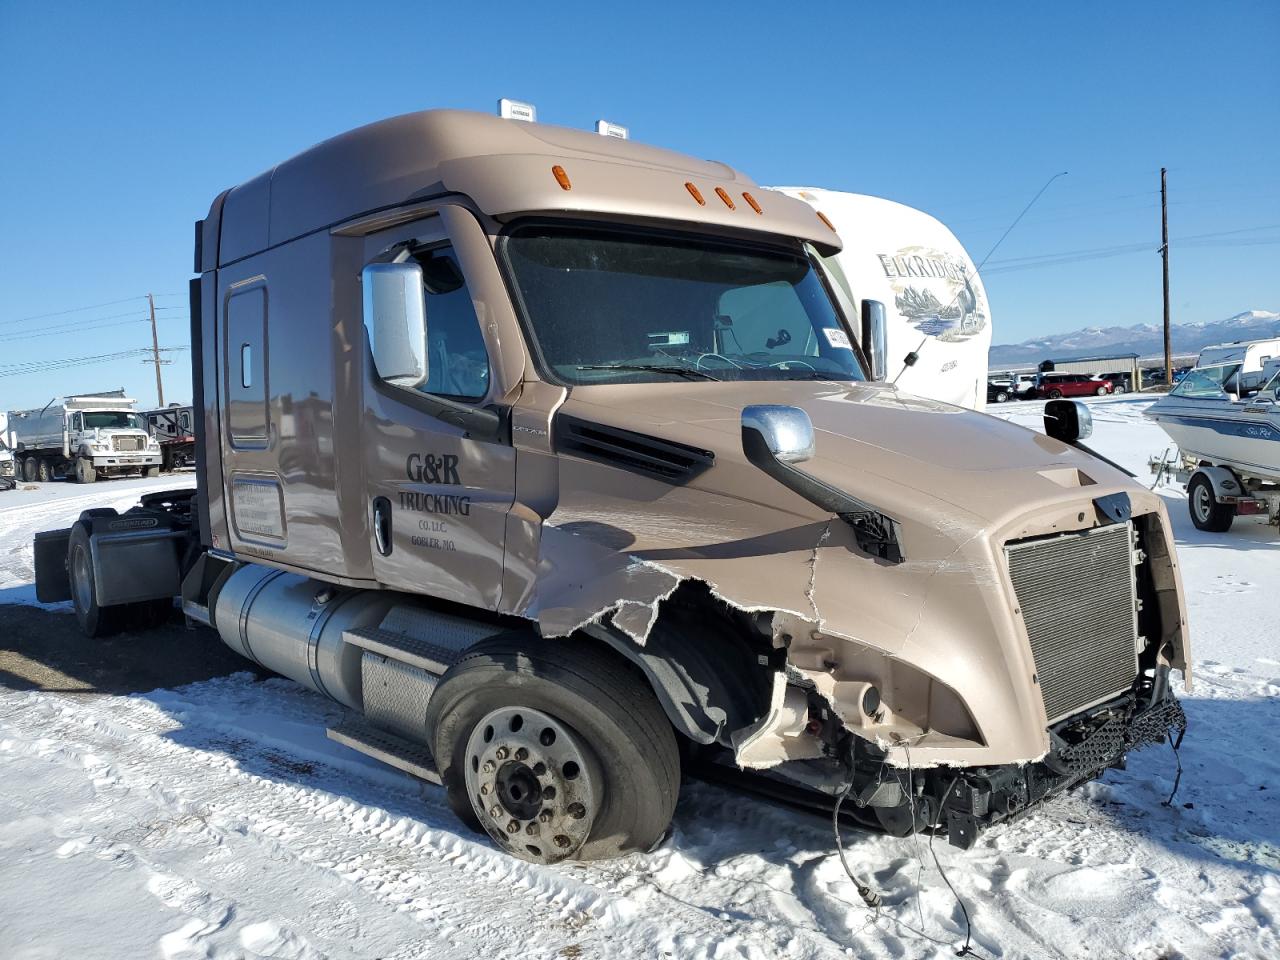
<box><xmin>8</xmin><ymin>390</ymin><xmax>162</xmax><ymax>483</ymax></box>
<box><xmin>34</xmin><ymin>107</ymin><xmax>1190</xmax><ymax>865</ymax></box>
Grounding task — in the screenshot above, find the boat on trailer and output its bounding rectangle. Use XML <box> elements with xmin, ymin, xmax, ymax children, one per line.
<box><xmin>1146</xmin><ymin>360</ymin><xmax>1280</xmax><ymax>532</ymax></box>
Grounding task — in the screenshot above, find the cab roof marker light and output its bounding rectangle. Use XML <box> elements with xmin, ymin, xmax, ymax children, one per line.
<box><xmin>498</xmin><ymin>98</ymin><xmax>537</xmax><ymax>122</ymax></box>
<box><xmin>685</xmin><ymin>182</ymin><xmax>706</xmax><ymax>206</ymax></box>
<box><xmin>552</xmin><ymin>165</ymin><xmax>572</xmax><ymax>191</ymax></box>
<box><xmin>742</xmin><ymin>192</ymin><xmax>763</xmax><ymax>215</ymax></box>
<box><xmin>596</xmin><ymin>120</ymin><xmax>629</xmax><ymax>139</ymax></box>
<box><xmin>715</xmin><ymin>187</ymin><xmax>736</xmax><ymax>210</ymax></box>
<box><xmin>816</xmin><ymin>210</ymin><xmax>837</xmax><ymax>232</ymax></box>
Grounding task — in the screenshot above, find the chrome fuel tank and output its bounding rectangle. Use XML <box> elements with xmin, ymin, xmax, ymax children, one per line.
<box><xmin>214</xmin><ymin>564</ymin><xmax>399</xmax><ymax>711</ymax></box>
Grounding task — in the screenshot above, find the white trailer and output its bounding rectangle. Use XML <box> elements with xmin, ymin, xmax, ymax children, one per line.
<box><xmin>1196</xmin><ymin>338</ymin><xmax>1280</xmax><ymax>394</ymax></box>
<box><xmin>7</xmin><ymin>390</ymin><xmax>161</xmax><ymax>483</ymax></box>
<box><xmin>774</xmin><ymin>188</ymin><xmax>993</xmax><ymax>411</ymax></box>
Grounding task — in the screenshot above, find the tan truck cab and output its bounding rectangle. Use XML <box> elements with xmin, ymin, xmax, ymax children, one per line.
<box><xmin>36</xmin><ymin>109</ymin><xmax>1189</xmax><ymax>863</ymax></box>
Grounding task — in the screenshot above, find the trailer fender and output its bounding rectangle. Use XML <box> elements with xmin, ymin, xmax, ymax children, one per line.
<box><xmin>1192</xmin><ymin>464</ymin><xmax>1244</xmax><ymax>501</ymax></box>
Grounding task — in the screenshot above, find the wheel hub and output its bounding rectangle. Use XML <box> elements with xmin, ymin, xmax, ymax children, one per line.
<box><xmin>463</xmin><ymin>705</ymin><xmax>600</xmax><ymax>864</ymax></box>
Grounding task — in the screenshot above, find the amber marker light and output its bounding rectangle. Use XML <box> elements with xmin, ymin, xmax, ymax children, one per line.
<box><xmin>816</xmin><ymin>210</ymin><xmax>837</xmax><ymax>232</ymax></box>
<box><xmin>685</xmin><ymin>182</ymin><xmax>706</xmax><ymax>205</ymax></box>
<box><xmin>714</xmin><ymin>187</ymin><xmax>735</xmax><ymax>210</ymax></box>
<box><xmin>552</xmin><ymin>165</ymin><xmax>572</xmax><ymax>190</ymax></box>
<box><xmin>742</xmin><ymin>192</ymin><xmax>763</xmax><ymax>215</ymax></box>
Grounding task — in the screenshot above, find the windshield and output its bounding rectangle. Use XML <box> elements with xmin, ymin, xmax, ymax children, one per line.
<box><xmin>1170</xmin><ymin>363</ymin><xmax>1242</xmax><ymax>399</ymax></box>
<box><xmin>502</xmin><ymin>225</ymin><xmax>867</xmax><ymax>385</ymax></box>
<box><xmin>83</xmin><ymin>411</ymin><xmax>145</xmax><ymax>430</ymax></box>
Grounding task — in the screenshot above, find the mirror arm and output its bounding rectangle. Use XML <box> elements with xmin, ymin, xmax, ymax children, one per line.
<box><xmin>742</xmin><ymin>426</ymin><xmax>903</xmax><ymax>563</ymax></box>
<box><xmin>414</xmin><ymin>393</ymin><xmax>511</xmax><ymax>445</ymax></box>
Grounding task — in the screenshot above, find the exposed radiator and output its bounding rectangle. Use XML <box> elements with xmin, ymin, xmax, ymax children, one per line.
<box><xmin>113</xmin><ymin>436</ymin><xmax>144</xmax><ymax>452</ymax></box>
<box><xmin>1005</xmin><ymin>522</ymin><xmax>1139</xmax><ymax>724</ymax></box>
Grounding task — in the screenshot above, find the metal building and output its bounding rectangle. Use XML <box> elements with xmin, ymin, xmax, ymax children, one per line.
<box><xmin>1039</xmin><ymin>353</ymin><xmax>1141</xmax><ymax>385</ymax></box>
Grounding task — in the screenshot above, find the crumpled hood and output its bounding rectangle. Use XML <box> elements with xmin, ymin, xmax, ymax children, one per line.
<box><xmin>563</xmin><ymin>381</ymin><xmax>1132</xmax><ymax>526</ymax></box>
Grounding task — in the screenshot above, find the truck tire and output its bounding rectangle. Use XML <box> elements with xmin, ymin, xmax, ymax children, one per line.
<box><xmin>1188</xmin><ymin>473</ymin><xmax>1235</xmax><ymax>532</ymax></box>
<box><xmin>427</xmin><ymin>635</ymin><xmax>680</xmax><ymax>865</ymax></box>
<box><xmin>37</xmin><ymin>458</ymin><xmax>52</xmax><ymax>482</ymax></box>
<box><xmin>74</xmin><ymin>457</ymin><xmax>96</xmax><ymax>484</ymax></box>
<box><xmin>21</xmin><ymin>457</ymin><xmax>36</xmax><ymax>483</ymax></box>
<box><xmin>68</xmin><ymin>522</ymin><xmax>121</xmax><ymax>636</ymax></box>
<box><xmin>144</xmin><ymin>465</ymin><xmax>161</xmax><ymax>478</ymax></box>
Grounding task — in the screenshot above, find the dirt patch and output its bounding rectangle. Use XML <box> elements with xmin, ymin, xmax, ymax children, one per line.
<box><xmin>0</xmin><ymin>603</ymin><xmax>269</xmax><ymax>695</ymax></box>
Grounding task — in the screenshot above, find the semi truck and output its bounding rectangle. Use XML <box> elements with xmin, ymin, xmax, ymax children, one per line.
<box><xmin>776</xmin><ymin>188</ymin><xmax>993</xmax><ymax>412</ymax></box>
<box><xmin>34</xmin><ymin>107</ymin><xmax>1190</xmax><ymax>866</ymax></box>
<box><xmin>143</xmin><ymin>403</ymin><xmax>197</xmax><ymax>472</ymax></box>
<box><xmin>8</xmin><ymin>390</ymin><xmax>162</xmax><ymax>483</ymax></box>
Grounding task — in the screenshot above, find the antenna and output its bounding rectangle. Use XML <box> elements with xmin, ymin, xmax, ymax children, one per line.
<box><xmin>892</xmin><ymin>171</ymin><xmax>1069</xmax><ymax>385</ymax></box>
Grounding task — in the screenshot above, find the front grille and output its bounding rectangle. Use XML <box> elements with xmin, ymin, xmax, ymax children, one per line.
<box><xmin>0</xmin><ymin>459</ymin><xmax>12</xmax><ymax>477</ymax></box>
<box><xmin>113</xmin><ymin>436</ymin><xmax>144</xmax><ymax>452</ymax></box>
<box><xmin>1006</xmin><ymin>523</ymin><xmax>1139</xmax><ymax>723</ymax></box>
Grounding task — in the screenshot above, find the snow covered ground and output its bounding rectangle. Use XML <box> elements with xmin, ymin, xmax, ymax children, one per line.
<box><xmin>1</xmin><ymin>403</ymin><xmax>1277</xmax><ymax>960</ymax></box>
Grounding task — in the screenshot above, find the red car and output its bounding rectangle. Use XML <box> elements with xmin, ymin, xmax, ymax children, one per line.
<box><xmin>1036</xmin><ymin>374</ymin><xmax>1113</xmax><ymax>399</ymax></box>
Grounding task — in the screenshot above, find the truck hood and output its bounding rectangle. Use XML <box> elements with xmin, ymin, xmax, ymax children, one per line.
<box><xmin>563</xmin><ymin>381</ymin><xmax>1128</xmax><ymax>526</ymax></box>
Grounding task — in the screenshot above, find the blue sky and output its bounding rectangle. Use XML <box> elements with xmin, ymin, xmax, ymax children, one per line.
<box><xmin>1</xmin><ymin>1</ymin><xmax>1276</xmax><ymax>408</ymax></box>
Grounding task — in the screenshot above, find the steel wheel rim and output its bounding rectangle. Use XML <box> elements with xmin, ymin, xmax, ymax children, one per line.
<box><xmin>463</xmin><ymin>705</ymin><xmax>601</xmax><ymax>864</ymax></box>
<box><xmin>71</xmin><ymin>544</ymin><xmax>93</xmax><ymax>612</ymax></box>
<box><xmin>1193</xmin><ymin>484</ymin><xmax>1212</xmax><ymax>522</ymax></box>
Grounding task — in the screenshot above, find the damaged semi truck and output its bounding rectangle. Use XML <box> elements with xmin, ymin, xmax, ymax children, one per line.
<box><xmin>35</xmin><ymin>108</ymin><xmax>1190</xmax><ymax>865</ymax></box>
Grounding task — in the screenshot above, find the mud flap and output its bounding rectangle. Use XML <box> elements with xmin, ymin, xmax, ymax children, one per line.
<box><xmin>34</xmin><ymin>528</ymin><xmax>73</xmax><ymax>603</ymax></box>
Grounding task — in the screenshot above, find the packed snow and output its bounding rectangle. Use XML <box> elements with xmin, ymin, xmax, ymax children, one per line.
<box><xmin>1</xmin><ymin>400</ymin><xmax>1277</xmax><ymax>960</ymax></box>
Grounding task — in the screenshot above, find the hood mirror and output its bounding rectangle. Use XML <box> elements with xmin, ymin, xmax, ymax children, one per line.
<box><xmin>1044</xmin><ymin>399</ymin><xmax>1093</xmax><ymax>443</ymax></box>
<box><xmin>362</xmin><ymin>261</ymin><xmax>428</xmax><ymax>388</ymax></box>
<box><xmin>741</xmin><ymin>404</ymin><xmax>815</xmax><ymax>464</ymax></box>
<box><xmin>860</xmin><ymin>300</ymin><xmax>888</xmax><ymax>381</ymax></box>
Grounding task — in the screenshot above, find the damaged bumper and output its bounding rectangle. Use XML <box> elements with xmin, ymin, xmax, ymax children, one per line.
<box><xmin>940</xmin><ymin>691</ymin><xmax>1188</xmax><ymax>848</ymax></box>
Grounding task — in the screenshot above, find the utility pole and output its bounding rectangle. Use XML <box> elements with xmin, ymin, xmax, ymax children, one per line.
<box><xmin>147</xmin><ymin>292</ymin><xmax>165</xmax><ymax>407</ymax></box>
<box><xmin>1160</xmin><ymin>168</ymin><xmax>1171</xmax><ymax>385</ymax></box>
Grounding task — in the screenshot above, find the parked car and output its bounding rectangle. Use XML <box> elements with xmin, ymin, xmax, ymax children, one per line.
<box><xmin>1036</xmin><ymin>373</ymin><xmax>1113</xmax><ymax>399</ymax></box>
<box><xmin>1101</xmin><ymin>373</ymin><xmax>1132</xmax><ymax>394</ymax></box>
<box><xmin>987</xmin><ymin>381</ymin><xmax>1014</xmax><ymax>403</ymax></box>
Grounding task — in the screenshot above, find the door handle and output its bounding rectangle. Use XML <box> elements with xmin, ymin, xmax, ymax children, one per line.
<box><xmin>373</xmin><ymin>496</ymin><xmax>393</xmax><ymax>556</ymax></box>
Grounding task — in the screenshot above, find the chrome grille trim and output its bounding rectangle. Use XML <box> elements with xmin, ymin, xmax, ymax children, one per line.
<box><xmin>112</xmin><ymin>436</ymin><xmax>144</xmax><ymax>452</ymax></box>
<box><xmin>1006</xmin><ymin>522</ymin><xmax>1139</xmax><ymax>724</ymax></box>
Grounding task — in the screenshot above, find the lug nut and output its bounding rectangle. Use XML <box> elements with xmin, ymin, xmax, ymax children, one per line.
<box><xmin>489</xmin><ymin>805</ymin><xmax>503</xmax><ymax>819</ymax></box>
<box><xmin>482</xmin><ymin>760</ymin><xmax>495</xmax><ymax>774</ymax></box>
<box><xmin>495</xmin><ymin>746</ymin><xmax>510</xmax><ymax>761</ymax></box>
<box><xmin>525</xmin><ymin>822</ymin><xmax>540</xmax><ymax>836</ymax></box>
<box><xmin>567</xmin><ymin>802</ymin><xmax>586</xmax><ymax>820</ymax></box>
<box><xmin>554</xmin><ymin>835</ymin><xmax>571</xmax><ymax>848</ymax></box>
<box><xmin>514</xmin><ymin>747</ymin><xmax>529</xmax><ymax>762</ymax></box>
<box><xmin>506</xmin><ymin>820</ymin><xmax>521</xmax><ymax>835</ymax></box>
<box><xmin>539</xmin><ymin>810</ymin><xmax>553</xmax><ymax>824</ymax></box>
<box><xmin>480</xmin><ymin>783</ymin><xmax>491</xmax><ymax>796</ymax></box>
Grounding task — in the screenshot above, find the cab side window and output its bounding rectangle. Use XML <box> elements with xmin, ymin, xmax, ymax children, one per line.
<box><xmin>414</xmin><ymin>246</ymin><xmax>489</xmax><ymax>401</ymax></box>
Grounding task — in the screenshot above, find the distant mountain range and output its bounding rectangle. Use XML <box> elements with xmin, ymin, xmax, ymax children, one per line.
<box><xmin>988</xmin><ymin>310</ymin><xmax>1280</xmax><ymax>366</ymax></box>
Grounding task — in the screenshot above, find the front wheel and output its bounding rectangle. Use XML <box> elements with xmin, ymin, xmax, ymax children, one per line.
<box><xmin>74</xmin><ymin>458</ymin><xmax>96</xmax><ymax>484</ymax></box>
<box><xmin>428</xmin><ymin>636</ymin><xmax>680</xmax><ymax>865</ymax></box>
<box><xmin>1188</xmin><ymin>473</ymin><xmax>1235</xmax><ymax>532</ymax></box>
<box><xmin>1048</xmin><ymin>389</ymin><xmax>1064</xmax><ymax>399</ymax></box>
<box><xmin>993</xmin><ymin>390</ymin><xmax>1009</xmax><ymax>404</ymax></box>
<box><xmin>1095</xmin><ymin>385</ymin><xmax>1109</xmax><ymax>396</ymax></box>
<box><xmin>144</xmin><ymin>465</ymin><xmax>161</xmax><ymax>478</ymax></box>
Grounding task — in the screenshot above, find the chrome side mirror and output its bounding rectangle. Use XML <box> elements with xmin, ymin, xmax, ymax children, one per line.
<box><xmin>860</xmin><ymin>299</ymin><xmax>888</xmax><ymax>381</ymax></box>
<box><xmin>741</xmin><ymin>404</ymin><xmax>815</xmax><ymax>464</ymax></box>
<box><xmin>1044</xmin><ymin>399</ymin><xmax>1093</xmax><ymax>443</ymax></box>
<box><xmin>362</xmin><ymin>262</ymin><xmax>427</xmax><ymax>388</ymax></box>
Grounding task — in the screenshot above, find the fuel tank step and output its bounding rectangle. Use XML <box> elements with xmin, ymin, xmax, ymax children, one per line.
<box><xmin>326</xmin><ymin>716</ymin><xmax>442</xmax><ymax>785</ymax></box>
<box><xmin>342</xmin><ymin>625</ymin><xmax>465</xmax><ymax>676</ymax></box>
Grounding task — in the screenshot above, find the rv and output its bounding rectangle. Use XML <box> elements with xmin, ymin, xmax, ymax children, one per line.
<box><xmin>8</xmin><ymin>391</ymin><xmax>162</xmax><ymax>483</ymax></box>
<box><xmin>143</xmin><ymin>404</ymin><xmax>197</xmax><ymax>471</ymax></box>
<box><xmin>35</xmin><ymin>108</ymin><xmax>1189</xmax><ymax>865</ymax></box>
<box><xmin>1196</xmin><ymin>338</ymin><xmax>1280</xmax><ymax>394</ymax></box>
<box><xmin>775</xmin><ymin>189</ymin><xmax>993</xmax><ymax>411</ymax></box>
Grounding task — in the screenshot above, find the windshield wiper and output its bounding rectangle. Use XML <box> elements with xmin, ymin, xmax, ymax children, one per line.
<box><xmin>575</xmin><ymin>363</ymin><xmax>720</xmax><ymax>381</ymax></box>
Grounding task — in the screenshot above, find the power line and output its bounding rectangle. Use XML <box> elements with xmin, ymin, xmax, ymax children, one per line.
<box><xmin>0</xmin><ymin>346</ymin><xmax>188</xmax><ymax>379</ymax></box>
<box><xmin>0</xmin><ymin>293</ymin><xmax>184</xmax><ymax>329</ymax></box>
